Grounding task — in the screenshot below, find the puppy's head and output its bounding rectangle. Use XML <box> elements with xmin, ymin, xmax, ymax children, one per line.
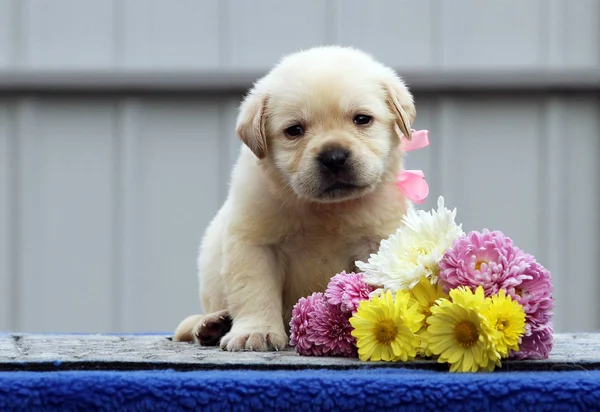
<box><xmin>236</xmin><ymin>46</ymin><xmax>415</xmax><ymax>203</ymax></box>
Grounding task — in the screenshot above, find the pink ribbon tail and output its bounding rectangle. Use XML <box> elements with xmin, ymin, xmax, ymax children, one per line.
<box><xmin>397</xmin><ymin>170</ymin><xmax>429</xmax><ymax>205</ymax></box>
<box><xmin>401</xmin><ymin>129</ymin><xmax>429</xmax><ymax>152</ymax></box>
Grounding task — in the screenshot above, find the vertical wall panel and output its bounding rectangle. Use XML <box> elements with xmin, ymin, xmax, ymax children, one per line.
<box><xmin>438</xmin><ymin>97</ymin><xmax>542</xmax><ymax>256</ymax></box>
<box><xmin>0</xmin><ymin>100</ymin><xmax>12</xmax><ymax>329</ymax></box>
<box><xmin>435</xmin><ymin>98</ymin><xmax>458</xmax><ymax>207</ymax></box>
<box><xmin>22</xmin><ymin>0</ymin><xmax>116</xmax><ymax>68</ymax></box>
<box><xmin>225</xmin><ymin>0</ymin><xmax>329</xmax><ymax>70</ymax></box>
<box><xmin>120</xmin><ymin>99</ymin><xmax>221</xmax><ymax>332</ymax></box>
<box><xmin>539</xmin><ymin>97</ymin><xmax>600</xmax><ymax>333</ymax></box>
<box><xmin>563</xmin><ymin>98</ymin><xmax>600</xmax><ymax>331</ymax></box>
<box><xmin>0</xmin><ymin>0</ymin><xmax>15</xmax><ymax>67</ymax></box>
<box><xmin>218</xmin><ymin>97</ymin><xmax>243</xmax><ymax>204</ymax></box>
<box><xmin>539</xmin><ymin>98</ymin><xmax>567</xmax><ymax>332</ymax></box>
<box><xmin>440</xmin><ymin>0</ymin><xmax>542</xmax><ymax>68</ymax></box>
<box><xmin>334</xmin><ymin>0</ymin><xmax>436</xmax><ymax>67</ymax></box>
<box><xmin>559</xmin><ymin>0</ymin><xmax>600</xmax><ymax>67</ymax></box>
<box><xmin>16</xmin><ymin>99</ymin><xmax>117</xmax><ymax>332</ymax></box>
<box><xmin>544</xmin><ymin>0</ymin><xmax>600</xmax><ymax>68</ymax></box>
<box><xmin>121</xmin><ymin>0</ymin><xmax>220</xmax><ymax>68</ymax></box>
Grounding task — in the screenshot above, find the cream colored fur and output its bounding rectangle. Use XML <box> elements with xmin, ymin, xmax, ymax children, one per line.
<box><xmin>174</xmin><ymin>46</ymin><xmax>417</xmax><ymax>351</ymax></box>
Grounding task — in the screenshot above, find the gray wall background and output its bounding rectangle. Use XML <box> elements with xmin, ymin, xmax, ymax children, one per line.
<box><xmin>0</xmin><ymin>0</ymin><xmax>599</xmax><ymax>334</ymax></box>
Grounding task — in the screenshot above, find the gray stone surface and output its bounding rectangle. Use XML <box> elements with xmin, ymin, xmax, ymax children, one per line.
<box><xmin>0</xmin><ymin>333</ymin><xmax>598</xmax><ymax>372</ymax></box>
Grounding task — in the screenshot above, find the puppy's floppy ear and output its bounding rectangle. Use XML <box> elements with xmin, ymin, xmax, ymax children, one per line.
<box><xmin>235</xmin><ymin>91</ymin><xmax>269</xmax><ymax>159</ymax></box>
<box><xmin>384</xmin><ymin>78</ymin><xmax>416</xmax><ymax>141</ymax></box>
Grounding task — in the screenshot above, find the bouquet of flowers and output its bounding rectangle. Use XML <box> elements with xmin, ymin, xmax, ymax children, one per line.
<box><xmin>289</xmin><ymin>198</ymin><xmax>554</xmax><ymax>373</ymax></box>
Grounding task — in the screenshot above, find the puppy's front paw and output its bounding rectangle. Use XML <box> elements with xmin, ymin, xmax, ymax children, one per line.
<box><xmin>192</xmin><ymin>310</ymin><xmax>232</xmax><ymax>346</ymax></box>
<box><xmin>220</xmin><ymin>327</ymin><xmax>288</xmax><ymax>352</ymax></box>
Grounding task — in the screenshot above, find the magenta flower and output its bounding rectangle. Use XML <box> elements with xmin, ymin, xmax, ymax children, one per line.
<box><xmin>289</xmin><ymin>293</ymin><xmax>325</xmax><ymax>356</ymax></box>
<box><xmin>510</xmin><ymin>323</ymin><xmax>554</xmax><ymax>360</ymax></box>
<box><xmin>289</xmin><ymin>292</ymin><xmax>357</xmax><ymax>357</ymax></box>
<box><xmin>528</xmin><ymin>310</ymin><xmax>553</xmax><ymax>330</ymax></box>
<box><xmin>325</xmin><ymin>271</ymin><xmax>374</xmax><ymax>314</ymax></box>
<box><xmin>309</xmin><ymin>301</ymin><xmax>357</xmax><ymax>357</ymax></box>
<box><xmin>507</xmin><ymin>259</ymin><xmax>554</xmax><ymax>359</ymax></box>
<box><xmin>439</xmin><ymin>230</ymin><xmax>534</xmax><ymax>297</ymax></box>
<box><xmin>506</xmin><ymin>260</ymin><xmax>554</xmax><ymax>316</ymax></box>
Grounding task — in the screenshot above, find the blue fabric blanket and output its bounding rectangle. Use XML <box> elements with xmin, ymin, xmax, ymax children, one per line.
<box><xmin>0</xmin><ymin>368</ymin><xmax>598</xmax><ymax>411</ymax></box>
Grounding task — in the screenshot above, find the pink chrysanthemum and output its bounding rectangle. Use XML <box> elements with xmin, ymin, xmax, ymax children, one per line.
<box><xmin>289</xmin><ymin>292</ymin><xmax>357</xmax><ymax>357</ymax></box>
<box><xmin>506</xmin><ymin>260</ymin><xmax>554</xmax><ymax>316</ymax></box>
<box><xmin>325</xmin><ymin>271</ymin><xmax>374</xmax><ymax>314</ymax></box>
<box><xmin>531</xmin><ymin>310</ymin><xmax>553</xmax><ymax>327</ymax></box>
<box><xmin>309</xmin><ymin>301</ymin><xmax>357</xmax><ymax>357</ymax></box>
<box><xmin>289</xmin><ymin>293</ymin><xmax>325</xmax><ymax>356</ymax></box>
<box><xmin>510</xmin><ymin>323</ymin><xmax>554</xmax><ymax>360</ymax></box>
<box><xmin>439</xmin><ymin>230</ymin><xmax>535</xmax><ymax>297</ymax></box>
<box><xmin>506</xmin><ymin>259</ymin><xmax>554</xmax><ymax>359</ymax></box>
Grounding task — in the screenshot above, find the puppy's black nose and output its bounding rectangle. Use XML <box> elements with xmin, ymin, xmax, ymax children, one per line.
<box><xmin>318</xmin><ymin>148</ymin><xmax>350</xmax><ymax>173</ymax></box>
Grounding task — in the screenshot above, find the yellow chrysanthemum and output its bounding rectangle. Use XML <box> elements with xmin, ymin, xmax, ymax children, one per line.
<box><xmin>350</xmin><ymin>290</ymin><xmax>424</xmax><ymax>362</ymax></box>
<box><xmin>451</xmin><ymin>285</ymin><xmax>488</xmax><ymax>308</ymax></box>
<box><xmin>427</xmin><ymin>287</ymin><xmax>500</xmax><ymax>372</ymax></box>
<box><xmin>409</xmin><ymin>276</ymin><xmax>448</xmax><ymax>357</ymax></box>
<box><xmin>482</xmin><ymin>289</ymin><xmax>527</xmax><ymax>357</ymax></box>
<box><xmin>417</xmin><ymin>327</ymin><xmax>435</xmax><ymax>358</ymax></box>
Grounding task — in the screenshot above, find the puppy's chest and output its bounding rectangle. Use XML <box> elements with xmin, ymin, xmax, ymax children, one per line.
<box><xmin>282</xmin><ymin>231</ymin><xmax>360</xmax><ymax>268</ymax></box>
<box><xmin>279</xmin><ymin>226</ymin><xmax>377</xmax><ymax>289</ymax></box>
<box><xmin>277</xmin><ymin>225</ymin><xmax>379</xmax><ymax>321</ymax></box>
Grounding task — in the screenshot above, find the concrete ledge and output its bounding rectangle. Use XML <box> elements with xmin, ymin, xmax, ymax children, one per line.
<box><xmin>0</xmin><ymin>70</ymin><xmax>600</xmax><ymax>94</ymax></box>
<box><xmin>0</xmin><ymin>333</ymin><xmax>598</xmax><ymax>372</ymax></box>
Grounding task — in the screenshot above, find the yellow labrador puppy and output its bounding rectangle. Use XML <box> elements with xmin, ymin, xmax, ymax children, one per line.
<box><xmin>174</xmin><ymin>46</ymin><xmax>416</xmax><ymax>351</ymax></box>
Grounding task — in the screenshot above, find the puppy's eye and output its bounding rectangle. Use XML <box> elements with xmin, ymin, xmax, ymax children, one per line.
<box><xmin>353</xmin><ymin>114</ymin><xmax>373</xmax><ymax>126</ymax></box>
<box><xmin>284</xmin><ymin>124</ymin><xmax>305</xmax><ymax>138</ymax></box>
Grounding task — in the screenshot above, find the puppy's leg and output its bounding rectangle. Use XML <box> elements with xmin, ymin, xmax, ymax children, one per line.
<box><xmin>173</xmin><ymin>314</ymin><xmax>203</xmax><ymax>342</ymax></box>
<box><xmin>174</xmin><ymin>205</ymin><xmax>231</xmax><ymax>344</ymax></box>
<box><xmin>220</xmin><ymin>243</ymin><xmax>287</xmax><ymax>352</ymax></box>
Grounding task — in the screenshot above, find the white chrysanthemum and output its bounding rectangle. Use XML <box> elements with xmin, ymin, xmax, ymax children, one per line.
<box><xmin>356</xmin><ymin>196</ymin><xmax>464</xmax><ymax>291</ymax></box>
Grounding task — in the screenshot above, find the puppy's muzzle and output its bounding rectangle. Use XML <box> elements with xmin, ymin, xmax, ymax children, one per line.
<box><xmin>318</xmin><ymin>147</ymin><xmax>351</xmax><ymax>176</ymax></box>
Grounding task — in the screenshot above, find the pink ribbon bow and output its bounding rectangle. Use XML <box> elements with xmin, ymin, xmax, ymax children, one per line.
<box><xmin>397</xmin><ymin>129</ymin><xmax>430</xmax><ymax>205</ymax></box>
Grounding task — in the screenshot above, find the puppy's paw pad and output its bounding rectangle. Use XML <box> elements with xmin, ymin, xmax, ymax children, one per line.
<box><xmin>192</xmin><ymin>310</ymin><xmax>232</xmax><ymax>346</ymax></box>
